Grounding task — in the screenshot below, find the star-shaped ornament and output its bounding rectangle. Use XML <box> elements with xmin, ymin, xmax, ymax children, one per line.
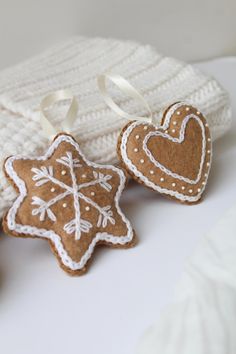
<box><xmin>3</xmin><ymin>133</ymin><xmax>135</xmax><ymax>275</ymax></box>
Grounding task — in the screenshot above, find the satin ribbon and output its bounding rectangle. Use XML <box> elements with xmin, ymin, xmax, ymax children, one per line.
<box><xmin>40</xmin><ymin>90</ymin><xmax>78</xmax><ymax>139</ymax></box>
<box><xmin>97</xmin><ymin>74</ymin><xmax>153</xmax><ymax>123</ymax></box>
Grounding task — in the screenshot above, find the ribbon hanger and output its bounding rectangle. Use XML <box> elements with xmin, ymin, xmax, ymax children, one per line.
<box><xmin>40</xmin><ymin>89</ymin><xmax>78</xmax><ymax>139</ymax></box>
<box><xmin>97</xmin><ymin>73</ymin><xmax>153</xmax><ymax>123</ymax></box>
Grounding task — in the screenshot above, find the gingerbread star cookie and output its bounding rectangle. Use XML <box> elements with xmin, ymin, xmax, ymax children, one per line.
<box><xmin>3</xmin><ymin>133</ymin><xmax>135</xmax><ymax>275</ymax></box>
<box><xmin>118</xmin><ymin>102</ymin><xmax>212</xmax><ymax>203</ymax></box>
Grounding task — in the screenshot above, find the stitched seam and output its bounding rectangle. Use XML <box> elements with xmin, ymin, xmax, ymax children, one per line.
<box><xmin>120</xmin><ymin>102</ymin><xmax>212</xmax><ymax>202</ymax></box>
<box><xmin>5</xmin><ymin>135</ymin><xmax>134</xmax><ymax>271</ymax></box>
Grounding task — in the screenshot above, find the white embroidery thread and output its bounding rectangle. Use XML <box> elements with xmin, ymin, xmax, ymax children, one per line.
<box><xmin>143</xmin><ymin>114</ymin><xmax>206</xmax><ymax>184</ymax></box>
<box><xmin>120</xmin><ymin>102</ymin><xmax>212</xmax><ymax>202</ymax></box>
<box><xmin>31</xmin><ymin>153</ymin><xmax>115</xmax><ymax>240</ymax></box>
<box><xmin>5</xmin><ymin>135</ymin><xmax>134</xmax><ymax>271</ymax></box>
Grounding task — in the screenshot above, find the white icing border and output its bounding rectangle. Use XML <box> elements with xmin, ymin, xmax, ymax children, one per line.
<box><xmin>120</xmin><ymin>102</ymin><xmax>212</xmax><ymax>202</ymax></box>
<box><xmin>5</xmin><ymin>134</ymin><xmax>134</xmax><ymax>272</ymax></box>
<box><xmin>143</xmin><ymin>115</ymin><xmax>206</xmax><ymax>184</ymax></box>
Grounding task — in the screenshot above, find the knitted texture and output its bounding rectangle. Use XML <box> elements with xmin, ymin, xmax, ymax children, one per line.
<box><xmin>0</xmin><ymin>36</ymin><xmax>231</xmax><ymax>218</ymax></box>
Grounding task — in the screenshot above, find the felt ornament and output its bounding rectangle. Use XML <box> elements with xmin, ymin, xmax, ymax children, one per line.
<box><xmin>98</xmin><ymin>74</ymin><xmax>212</xmax><ymax>203</ymax></box>
<box><xmin>3</xmin><ymin>91</ymin><xmax>135</xmax><ymax>275</ymax></box>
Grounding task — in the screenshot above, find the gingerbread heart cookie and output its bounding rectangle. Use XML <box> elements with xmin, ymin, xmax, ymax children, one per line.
<box><xmin>117</xmin><ymin>102</ymin><xmax>212</xmax><ymax>203</ymax></box>
<box><xmin>3</xmin><ymin>133</ymin><xmax>135</xmax><ymax>275</ymax></box>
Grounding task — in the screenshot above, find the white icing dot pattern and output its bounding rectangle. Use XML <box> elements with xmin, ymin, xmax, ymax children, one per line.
<box><xmin>119</xmin><ymin>102</ymin><xmax>212</xmax><ymax>203</ymax></box>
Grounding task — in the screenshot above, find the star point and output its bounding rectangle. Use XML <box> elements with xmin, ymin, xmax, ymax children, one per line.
<box><xmin>3</xmin><ymin>134</ymin><xmax>135</xmax><ymax>275</ymax></box>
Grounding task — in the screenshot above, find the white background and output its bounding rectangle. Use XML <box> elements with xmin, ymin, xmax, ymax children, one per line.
<box><xmin>0</xmin><ymin>0</ymin><xmax>235</xmax><ymax>69</ymax></box>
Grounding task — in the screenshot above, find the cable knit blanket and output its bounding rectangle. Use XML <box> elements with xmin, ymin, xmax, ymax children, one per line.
<box><xmin>0</xmin><ymin>36</ymin><xmax>231</xmax><ymax>218</ymax></box>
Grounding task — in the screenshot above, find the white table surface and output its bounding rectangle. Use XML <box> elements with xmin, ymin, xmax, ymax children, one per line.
<box><xmin>0</xmin><ymin>57</ymin><xmax>235</xmax><ymax>354</ymax></box>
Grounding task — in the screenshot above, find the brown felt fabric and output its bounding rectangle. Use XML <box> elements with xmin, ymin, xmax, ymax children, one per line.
<box><xmin>3</xmin><ymin>133</ymin><xmax>136</xmax><ymax>275</ymax></box>
<box><xmin>117</xmin><ymin>104</ymin><xmax>212</xmax><ymax>203</ymax></box>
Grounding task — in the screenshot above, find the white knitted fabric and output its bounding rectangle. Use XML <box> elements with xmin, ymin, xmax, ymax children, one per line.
<box><xmin>0</xmin><ymin>36</ymin><xmax>231</xmax><ymax>218</ymax></box>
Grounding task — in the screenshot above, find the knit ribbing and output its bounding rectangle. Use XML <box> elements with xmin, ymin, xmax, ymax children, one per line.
<box><xmin>0</xmin><ymin>36</ymin><xmax>231</xmax><ymax>218</ymax></box>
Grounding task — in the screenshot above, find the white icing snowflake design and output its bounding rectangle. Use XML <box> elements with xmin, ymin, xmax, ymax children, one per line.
<box><xmin>4</xmin><ymin>134</ymin><xmax>134</xmax><ymax>274</ymax></box>
<box><xmin>30</xmin><ymin>153</ymin><xmax>115</xmax><ymax>240</ymax></box>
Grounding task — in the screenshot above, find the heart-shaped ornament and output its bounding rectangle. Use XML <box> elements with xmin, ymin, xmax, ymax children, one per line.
<box><xmin>117</xmin><ymin>102</ymin><xmax>212</xmax><ymax>203</ymax></box>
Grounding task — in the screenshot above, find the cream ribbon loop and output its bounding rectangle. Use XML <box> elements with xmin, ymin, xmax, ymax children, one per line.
<box><xmin>40</xmin><ymin>90</ymin><xmax>78</xmax><ymax>139</ymax></box>
<box><xmin>97</xmin><ymin>74</ymin><xmax>153</xmax><ymax>123</ymax></box>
